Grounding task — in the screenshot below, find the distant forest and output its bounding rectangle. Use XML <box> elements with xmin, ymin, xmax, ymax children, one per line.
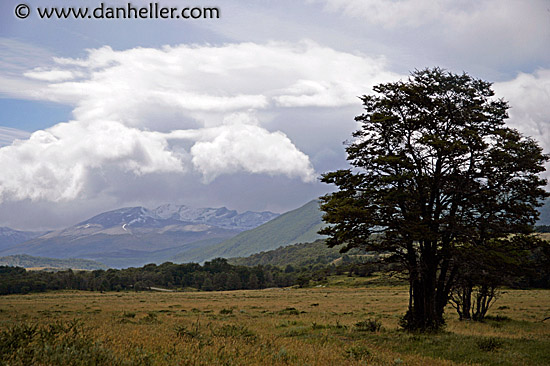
<box><xmin>1</xmin><ymin>246</ymin><xmax>549</xmax><ymax>295</ymax></box>
<box><xmin>0</xmin><ymin>257</ymin><xmax>386</xmax><ymax>295</ymax></box>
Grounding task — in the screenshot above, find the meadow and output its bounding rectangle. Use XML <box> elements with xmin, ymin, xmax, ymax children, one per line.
<box><xmin>1</xmin><ymin>276</ymin><xmax>549</xmax><ymax>365</ymax></box>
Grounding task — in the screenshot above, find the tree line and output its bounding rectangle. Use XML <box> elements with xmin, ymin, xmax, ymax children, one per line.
<box><xmin>2</xmin><ymin>246</ymin><xmax>549</xmax><ymax>297</ymax></box>
<box><xmin>0</xmin><ymin>257</ymin><xmax>381</xmax><ymax>295</ymax></box>
<box><xmin>0</xmin><ymin>258</ymin><xmax>290</xmax><ymax>295</ymax></box>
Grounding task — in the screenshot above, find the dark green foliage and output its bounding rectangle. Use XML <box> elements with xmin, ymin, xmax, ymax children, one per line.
<box><xmin>450</xmin><ymin>235</ymin><xmax>546</xmax><ymax>321</ymax></box>
<box><xmin>0</xmin><ymin>259</ymin><xmax>299</xmax><ymax>295</ymax></box>
<box><xmin>354</xmin><ymin>319</ymin><xmax>382</xmax><ymax>332</ymax></box>
<box><xmin>345</xmin><ymin>345</ymin><xmax>372</xmax><ymax>360</ymax></box>
<box><xmin>174</xmin><ymin>322</ymin><xmax>201</xmax><ymax>339</ymax></box>
<box><xmin>484</xmin><ymin>315</ymin><xmax>511</xmax><ymax>322</ymax></box>
<box><xmin>213</xmin><ymin>325</ymin><xmax>256</xmax><ymax>341</ymax></box>
<box><xmin>278</xmin><ymin>307</ymin><xmax>301</xmax><ymax>315</ymax></box>
<box><xmin>525</xmin><ymin>239</ymin><xmax>550</xmax><ymax>288</ymax></box>
<box><xmin>1</xmin><ymin>242</ymin><xmax>546</xmax><ymax>296</ymax></box>
<box><xmin>320</xmin><ymin>68</ymin><xmax>549</xmax><ymax>332</ymax></box>
<box><xmin>141</xmin><ymin>312</ymin><xmax>160</xmax><ymax>324</ymax></box>
<box><xmin>476</xmin><ymin>337</ymin><xmax>504</xmax><ymax>352</ymax></box>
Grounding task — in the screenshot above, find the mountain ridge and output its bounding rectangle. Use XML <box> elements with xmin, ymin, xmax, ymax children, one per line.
<box><xmin>0</xmin><ymin>227</ymin><xmax>46</xmax><ymax>252</ymax></box>
<box><xmin>0</xmin><ymin>204</ymin><xmax>279</xmax><ymax>268</ymax></box>
<box><xmin>171</xmin><ymin>199</ymin><xmax>326</xmax><ymax>263</ymax></box>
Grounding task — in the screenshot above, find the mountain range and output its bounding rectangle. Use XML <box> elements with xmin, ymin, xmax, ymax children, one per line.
<box><xmin>1</xmin><ymin>198</ymin><xmax>548</xmax><ymax>269</ymax></box>
<box><xmin>173</xmin><ymin>199</ymin><xmax>325</xmax><ymax>263</ymax></box>
<box><xmin>0</xmin><ymin>204</ymin><xmax>279</xmax><ymax>268</ymax></box>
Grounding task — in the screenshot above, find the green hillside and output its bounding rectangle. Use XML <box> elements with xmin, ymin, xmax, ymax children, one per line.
<box><xmin>171</xmin><ymin>199</ymin><xmax>326</xmax><ymax>263</ymax></box>
<box><xmin>0</xmin><ymin>254</ymin><xmax>107</xmax><ymax>270</ymax></box>
<box><xmin>227</xmin><ymin>239</ymin><xmax>343</xmax><ymax>267</ymax></box>
<box><xmin>94</xmin><ymin>237</ymin><xmax>228</xmax><ymax>268</ymax></box>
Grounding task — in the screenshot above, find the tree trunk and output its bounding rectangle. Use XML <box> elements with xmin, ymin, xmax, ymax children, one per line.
<box><xmin>403</xmin><ymin>253</ymin><xmax>446</xmax><ymax>331</ymax></box>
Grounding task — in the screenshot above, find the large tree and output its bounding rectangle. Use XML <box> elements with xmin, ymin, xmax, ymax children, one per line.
<box><xmin>319</xmin><ymin>68</ymin><xmax>549</xmax><ymax>331</ymax></box>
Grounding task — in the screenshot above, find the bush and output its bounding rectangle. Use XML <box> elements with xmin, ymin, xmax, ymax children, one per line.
<box><xmin>484</xmin><ymin>315</ymin><xmax>511</xmax><ymax>322</ymax></box>
<box><xmin>175</xmin><ymin>325</ymin><xmax>200</xmax><ymax>339</ymax></box>
<box><xmin>477</xmin><ymin>337</ymin><xmax>504</xmax><ymax>352</ymax></box>
<box><xmin>278</xmin><ymin>307</ymin><xmax>301</xmax><ymax>315</ymax></box>
<box><xmin>213</xmin><ymin>324</ymin><xmax>256</xmax><ymax>341</ymax></box>
<box><xmin>345</xmin><ymin>345</ymin><xmax>371</xmax><ymax>360</ymax></box>
<box><xmin>0</xmin><ymin>320</ymin><xmax>130</xmax><ymax>366</ymax></box>
<box><xmin>355</xmin><ymin>319</ymin><xmax>382</xmax><ymax>332</ymax></box>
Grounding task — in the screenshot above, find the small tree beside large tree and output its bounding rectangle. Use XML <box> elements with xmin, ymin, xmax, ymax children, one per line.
<box><xmin>319</xmin><ymin>68</ymin><xmax>549</xmax><ymax>332</ymax></box>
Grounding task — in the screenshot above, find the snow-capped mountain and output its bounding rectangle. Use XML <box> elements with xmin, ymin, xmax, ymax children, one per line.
<box><xmin>151</xmin><ymin>204</ymin><xmax>279</xmax><ymax>230</ymax></box>
<box><xmin>63</xmin><ymin>204</ymin><xmax>278</xmax><ymax>234</ymax></box>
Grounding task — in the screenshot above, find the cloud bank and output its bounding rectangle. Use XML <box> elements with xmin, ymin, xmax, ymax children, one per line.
<box><xmin>0</xmin><ymin>41</ymin><xmax>399</xmax><ymax>203</ymax></box>
<box><xmin>311</xmin><ymin>0</ymin><xmax>549</xmax><ymax>33</ymax></box>
<box><xmin>494</xmin><ymin>69</ymin><xmax>550</xmax><ymax>157</ymax></box>
<box><xmin>309</xmin><ymin>0</ymin><xmax>550</xmax><ymax>72</ymax></box>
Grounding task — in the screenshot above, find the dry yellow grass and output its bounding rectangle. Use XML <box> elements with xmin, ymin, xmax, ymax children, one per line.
<box><xmin>1</xmin><ymin>283</ymin><xmax>549</xmax><ymax>365</ymax></box>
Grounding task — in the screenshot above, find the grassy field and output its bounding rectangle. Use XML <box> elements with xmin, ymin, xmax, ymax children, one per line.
<box><xmin>1</xmin><ymin>276</ymin><xmax>549</xmax><ymax>365</ymax></box>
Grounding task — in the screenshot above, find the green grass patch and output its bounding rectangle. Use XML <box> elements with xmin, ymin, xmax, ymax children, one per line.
<box><xmin>362</xmin><ymin>331</ymin><xmax>550</xmax><ymax>366</ymax></box>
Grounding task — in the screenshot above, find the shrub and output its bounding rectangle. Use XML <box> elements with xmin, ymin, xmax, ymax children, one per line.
<box><xmin>484</xmin><ymin>315</ymin><xmax>511</xmax><ymax>322</ymax></box>
<box><xmin>140</xmin><ymin>312</ymin><xmax>160</xmax><ymax>324</ymax></box>
<box><xmin>345</xmin><ymin>345</ymin><xmax>371</xmax><ymax>360</ymax></box>
<box><xmin>0</xmin><ymin>320</ymin><xmax>129</xmax><ymax>366</ymax></box>
<box><xmin>477</xmin><ymin>337</ymin><xmax>504</xmax><ymax>352</ymax></box>
<box><xmin>278</xmin><ymin>307</ymin><xmax>301</xmax><ymax>315</ymax></box>
<box><xmin>355</xmin><ymin>319</ymin><xmax>382</xmax><ymax>332</ymax></box>
<box><xmin>175</xmin><ymin>325</ymin><xmax>200</xmax><ymax>339</ymax></box>
<box><xmin>213</xmin><ymin>324</ymin><xmax>256</xmax><ymax>341</ymax></box>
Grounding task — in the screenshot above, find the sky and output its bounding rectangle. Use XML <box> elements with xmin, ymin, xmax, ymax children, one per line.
<box><xmin>0</xmin><ymin>0</ymin><xmax>549</xmax><ymax>230</ymax></box>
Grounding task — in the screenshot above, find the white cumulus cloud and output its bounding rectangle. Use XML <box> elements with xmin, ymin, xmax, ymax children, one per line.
<box><xmin>494</xmin><ymin>69</ymin><xmax>550</xmax><ymax>156</ymax></box>
<box><xmin>0</xmin><ymin>121</ymin><xmax>185</xmax><ymax>202</ymax></box>
<box><xmin>0</xmin><ymin>40</ymin><xmax>397</xmax><ymax>203</ymax></box>
<box><xmin>188</xmin><ymin>123</ymin><xmax>316</xmax><ymax>183</ymax></box>
<box><xmin>20</xmin><ymin>41</ymin><xmax>397</xmax><ymax>126</ymax></box>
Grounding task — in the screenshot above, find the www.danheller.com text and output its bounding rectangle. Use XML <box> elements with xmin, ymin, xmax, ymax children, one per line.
<box><xmin>26</xmin><ymin>2</ymin><xmax>220</xmax><ymax>20</ymax></box>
